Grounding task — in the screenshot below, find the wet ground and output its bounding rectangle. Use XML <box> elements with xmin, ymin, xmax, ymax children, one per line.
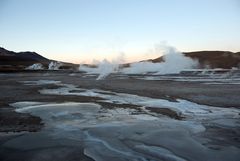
<box><xmin>0</xmin><ymin>71</ymin><xmax>240</xmax><ymax>161</ymax></box>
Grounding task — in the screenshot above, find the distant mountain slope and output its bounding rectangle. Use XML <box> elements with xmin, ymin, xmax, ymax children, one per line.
<box><xmin>184</xmin><ymin>51</ymin><xmax>240</xmax><ymax>68</ymax></box>
<box><xmin>148</xmin><ymin>51</ymin><xmax>240</xmax><ymax>69</ymax></box>
<box><xmin>0</xmin><ymin>47</ymin><xmax>78</xmax><ymax>70</ymax></box>
<box><xmin>0</xmin><ymin>47</ymin><xmax>50</xmax><ymax>68</ymax></box>
<box><xmin>1</xmin><ymin>47</ymin><xmax>239</xmax><ymax>71</ymax></box>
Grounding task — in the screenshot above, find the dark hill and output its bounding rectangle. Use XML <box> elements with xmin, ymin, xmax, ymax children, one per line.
<box><xmin>0</xmin><ymin>47</ymin><xmax>50</xmax><ymax>69</ymax></box>
<box><xmin>0</xmin><ymin>47</ymin><xmax>79</xmax><ymax>71</ymax></box>
<box><xmin>149</xmin><ymin>51</ymin><xmax>240</xmax><ymax>69</ymax></box>
<box><xmin>183</xmin><ymin>51</ymin><xmax>240</xmax><ymax>68</ymax></box>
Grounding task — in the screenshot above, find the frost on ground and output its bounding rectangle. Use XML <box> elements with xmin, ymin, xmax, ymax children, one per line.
<box><xmin>125</xmin><ymin>68</ymin><xmax>240</xmax><ymax>85</ymax></box>
<box><xmin>20</xmin><ymin>80</ymin><xmax>61</xmax><ymax>85</ymax></box>
<box><xmin>35</xmin><ymin>80</ymin><xmax>240</xmax><ymax>120</ymax></box>
<box><xmin>9</xmin><ymin>101</ymin><xmax>240</xmax><ymax>161</ymax></box>
<box><xmin>5</xmin><ymin>79</ymin><xmax>239</xmax><ymax>161</ymax></box>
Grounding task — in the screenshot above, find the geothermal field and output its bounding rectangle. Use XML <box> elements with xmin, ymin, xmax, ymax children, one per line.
<box><xmin>1</xmin><ymin>1</ymin><xmax>239</xmax><ymax>160</ymax></box>
<box><xmin>0</xmin><ymin>47</ymin><xmax>240</xmax><ymax>161</ymax></box>
<box><xmin>0</xmin><ymin>67</ymin><xmax>240</xmax><ymax>161</ymax></box>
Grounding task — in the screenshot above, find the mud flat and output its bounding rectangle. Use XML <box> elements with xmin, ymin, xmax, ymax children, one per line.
<box><xmin>0</xmin><ymin>71</ymin><xmax>240</xmax><ymax>161</ymax></box>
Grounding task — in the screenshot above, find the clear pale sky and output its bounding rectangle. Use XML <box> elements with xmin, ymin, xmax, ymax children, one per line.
<box><xmin>0</xmin><ymin>0</ymin><xmax>240</xmax><ymax>63</ymax></box>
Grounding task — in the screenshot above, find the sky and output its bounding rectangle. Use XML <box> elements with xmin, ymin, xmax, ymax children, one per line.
<box><xmin>0</xmin><ymin>0</ymin><xmax>240</xmax><ymax>63</ymax></box>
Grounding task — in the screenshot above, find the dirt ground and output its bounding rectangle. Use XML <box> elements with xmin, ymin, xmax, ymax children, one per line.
<box><xmin>0</xmin><ymin>71</ymin><xmax>239</xmax><ymax>161</ymax></box>
<box><xmin>0</xmin><ymin>71</ymin><xmax>240</xmax><ymax>132</ymax></box>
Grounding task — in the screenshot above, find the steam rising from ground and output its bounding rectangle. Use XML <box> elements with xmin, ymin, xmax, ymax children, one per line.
<box><xmin>48</xmin><ymin>61</ymin><xmax>63</xmax><ymax>70</ymax></box>
<box><xmin>79</xmin><ymin>53</ymin><xmax>125</xmax><ymax>80</ymax></box>
<box><xmin>26</xmin><ymin>61</ymin><xmax>64</xmax><ymax>70</ymax></box>
<box><xmin>123</xmin><ymin>46</ymin><xmax>198</xmax><ymax>74</ymax></box>
<box><xmin>79</xmin><ymin>45</ymin><xmax>199</xmax><ymax>79</ymax></box>
<box><xmin>26</xmin><ymin>63</ymin><xmax>44</xmax><ymax>70</ymax></box>
<box><xmin>80</xmin><ymin>59</ymin><xmax>119</xmax><ymax>80</ymax></box>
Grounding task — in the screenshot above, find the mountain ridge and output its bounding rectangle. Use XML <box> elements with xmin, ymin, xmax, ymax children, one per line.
<box><xmin>1</xmin><ymin>47</ymin><xmax>239</xmax><ymax>70</ymax></box>
<box><xmin>146</xmin><ymin>51</ymin><xmax>240</xmax><ymax>69</ymax></box>
<box><xmin>0</xmin><ymin>47</ymin><xmax>77</xmax><ymax>70</ymax></box>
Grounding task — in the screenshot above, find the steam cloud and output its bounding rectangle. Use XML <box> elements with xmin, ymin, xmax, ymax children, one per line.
<box><xmin>123</xmin><ymin>46</ymin><xmax>198</xmax><ymax>74</ymax></box>
<box><xmin>26</xmin><ymin>63</ymin><xmax>44</xmax><ymax>70</ymax></box>
<box><xmin>79</xmin><ymin>44</ymin><xmax>199</xmax><ymax>79</ymax></box>
<box><xmin>48</xmin><ymin>61</ymin><xmax>63</xmax><ymax>70</ymax></box>
<box><xmin>79</xmin><ymin>53</ymin><xmax>125</xmax><ymax>80</ymax></box>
